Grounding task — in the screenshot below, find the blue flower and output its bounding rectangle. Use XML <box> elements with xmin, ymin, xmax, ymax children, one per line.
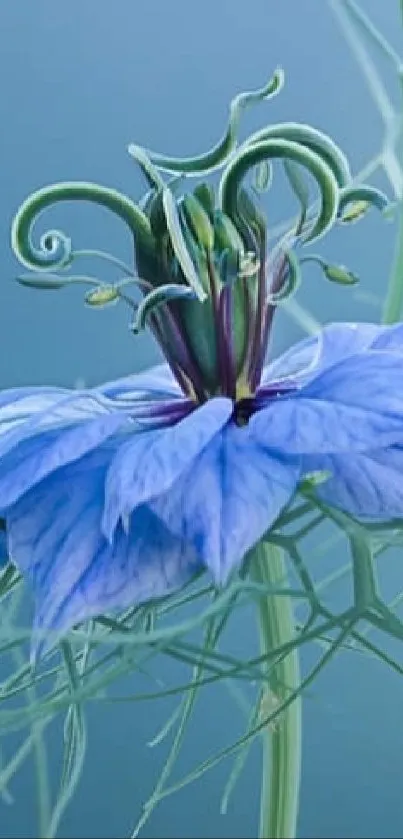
<box><xmin>6</xmin><ymin>85</ymin><xmax>397</xmax><ymax>657</ymax></box>
<box><xmin>2</xmin><ymin>321</ymin><xmax>403</xmax><ymax>657</ymax></box>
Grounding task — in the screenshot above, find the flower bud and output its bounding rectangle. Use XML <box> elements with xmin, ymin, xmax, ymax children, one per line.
<box><xmin>324</xmin><ymin>264</ymin><xmax>359</xmax><ymax>285</ymax></box>
<box><xmin>85</xmin><ymin>285</ymin><xmax>119</xmax><ymax>306</ymax></box>
<box><xmin>339</xmin><ymin>200</ymin><xmax>370</xmax><ymax>224</ymax></box>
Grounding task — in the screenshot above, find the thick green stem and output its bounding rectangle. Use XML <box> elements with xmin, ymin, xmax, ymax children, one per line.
<box><xmin>251</xmin><ymin>541</ymin><xmax>302</xmax><ymax>839</ymax></box>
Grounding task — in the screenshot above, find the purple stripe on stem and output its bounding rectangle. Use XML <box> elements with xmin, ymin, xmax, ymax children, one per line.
<box><xmin>247</xmin><ymin>234</ymin><xmax>268</xmax><ymax>391</ymax></box>
<box><xmin>253</xmin><ymin>253</ymin><xmax>288</xmax><ymax>387</ymax></box>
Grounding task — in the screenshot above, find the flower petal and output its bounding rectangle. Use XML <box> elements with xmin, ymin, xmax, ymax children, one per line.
<box><xmin>0</xmin><ymin>527</ymin><xmax>8</xmax><ymax>566</ymax></box>
<box><xmin>99</xmin><ymin>363</ymin><xmax>181</xmax><ymax>401</ymax></box>
<box><xmin>102</xmin><ymin>398</ymin><xmax>233</xmax><ymax>540</ymax></box>
<box><xmin>261</xmin><ymin>334</ymin><xmax>318</xmax><ymax>384</ymax></box>
<box><xmin>0</xmin><ymin>385</ymin><xmax>67</xmax><ymax>410</ymax></box>
<box><xmin>0</xmin><ymin>413</ymin><xmax>132</xmax><ymax>511</ymax></box>
<box><xmin>262</xmin><ymin>322</ymin><xmax>403</xmax><ymax>388</ymax></box>
<box><xmin>0</xmin><ymin>377</ymin><xmax>184</xmax><ymax>464</ymax></box>
<box><xmin>303</xmin><ymin>446</ymin><xmax>403</xmax><ymax>521</ymax></box>
<box><xmin>371</xmin><ymin>323</ymin><xmax>403</xmax><ymax>352</ymax></box>
<box><xmin>0</xmin><ymin>388</ymin><xmax>131</xmax><ymax>459</ymax></box>
<box><xmin>151</xmin><ymin>422</ymin><xmax>300</xmax><ymax>584</ymax></box>
<box><xmin>252</xmin><ymin>351</ymin><xmax>403</xmax><ymax>454</ymax></box>
<box><xmin>7</xmin><ymin>445</ymin><xmax>200</xmax><ymax>660</ymax></box>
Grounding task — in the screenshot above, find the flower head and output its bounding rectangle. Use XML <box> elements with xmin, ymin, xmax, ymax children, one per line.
<box><xmin>4</xmin><ymin>71</ymin><xmax>399</xmax><ymax>658</ymax></box>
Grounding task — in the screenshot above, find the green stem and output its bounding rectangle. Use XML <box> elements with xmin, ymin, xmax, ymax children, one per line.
<box><xmin>251</xmin><ymin>541</ymin><xmax>302</xmax><ymax>839</ymax></box>
<box><xmin>382</xmin><ymin>65</ymin><xmax>403</xmax><ymax>324</ymax></box>
<box><xmin>382</xmin><ymin>203</ymin><xmax>403</xmax><ymax>323</ymax></box>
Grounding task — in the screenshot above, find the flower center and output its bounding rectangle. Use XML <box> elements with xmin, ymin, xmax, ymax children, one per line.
<box><xmin>132</xmin><ymin>184</ymin><xmax>289</xmax><ymax>404</ymax></box>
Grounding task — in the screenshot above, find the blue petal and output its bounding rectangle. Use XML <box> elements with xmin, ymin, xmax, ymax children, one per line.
<box><xmin>371</xmin><ymin>323</ymin><xmax>403</xmax><ymax>351</ymax></box>
<box><xmin>262</xmin><ymin>322</ymin><xmax>403</xmax><ymax>387</ymax></box>
<box><xmin>261</xmin><ymin>334</ymin><xmax>318</xmax><ymax>384</ymax></box>
<box><xmin>7</xmin><ymin>445</ymin><xmax>200</xmax><ymax>659</ymax></box>
<box><xmin>0</xmin><ymin>390</ymin><xmax>71</xmax><ymax>447</ymax></box>
<box><xmin>102</xmin><ymin>398</ymin><xmax>233</xmax><ymax>540</ymax></box>
<box><xmin>0</xmin><ymin>380</ymin><xmax>190</xmax><ymax>508</ymax></box>
<box><xmin>252</xmin><ymin>351</ymin><xmax>403</xmax><ymax>454</ymax></box>
<box><xmin>150</xmin><ymin>422</ymin><xmax>300</xmax><ymax>584</ymax></box>
<box><xmin>0</xmin><ymin>385</ymin><xmax>67</xmax><ymax>410</ymax></box>
<box><xmin>0</xmin><ymin>413</ymin><xmax>131</xmax><ymax>511</ymax></box>
<box><xmin>303</xmin><ymin>446</ymin><xmax>403</xmax><ymax>521</ymax></box>
<box><xmin>0</xmin><ymin>376</ymin><xmax>182</xmax><ymax>457</ymax></box>
<box><xmin>0</xmin><ymin>389</ymin><xmax>131</xmax><ymax>459</ymax></box>
<box><xmin>99</xmin><ymin>363</ymin><xmax>181</xmax><ymax>400</ymax></box>
<box><xmin>0</xmin><ymin>528</ymin><xmax>8</xmax><ymax>567</ymax></box>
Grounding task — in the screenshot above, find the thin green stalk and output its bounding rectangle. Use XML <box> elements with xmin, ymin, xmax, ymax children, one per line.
<box><xmin>382</xmin><ymin>43</ymin><xmax>403</xmax><ymax>323</ymax></box>
<box><xmin>251</xmin><ymin>541</ymin><xmax>302</xmax><ymax>839</ymax></box>
<box><xmin>382</xmin><ymin>203</ymin><xmax>403</xmax><ymax>323</ymax></box>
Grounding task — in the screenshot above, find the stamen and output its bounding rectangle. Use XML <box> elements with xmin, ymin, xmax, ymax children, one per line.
<box><xmin>247</xmin><ymin>232</ymin><xmax>268</xmax><ymax>390</ymax></box>
<box><xmin>254</xmin><ymin>252</ymin><xmax>289</xmax><ymax>386</ymax></box>
<box><xmin>206</xmin><ymin>253</ymin><xmax>228</xmax><ymax>394</ymax></box>
<box><xmin>218</xmin><ymin>283</ymin><xmax>236</xmax><ymax>399</ymax></box>
<box><xmin>151</xmin><ymin>307</ymin><xmax>207</xmax><ymax>403</ymax></box>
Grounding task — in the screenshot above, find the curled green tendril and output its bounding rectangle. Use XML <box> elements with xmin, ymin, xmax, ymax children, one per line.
<box><xmin>11</xmin><ymin>182</ymin><xmax>154</xmax><ymax>272</ymax></box>
<box><xmin>337</xmin><ymin>184</ymin><xmax>390</xmax><ymax>218</ymax></box>
<box><xmin>253</xmin><ymin>161</ymin><xmax>273</xmax><ymax>193</ymax></box>
<box><xmin>127</xmin><ymin>144</ymin><xmax>166</xmax><ymax>190</ymax></box>
<box><xmin>219</xmin><ymin>138</ymin><xmax>340</xmax><ymax>244</ymax></box>
<box><xmin>243</xmin><ymin>123</ymin><xmax>352</xmax><ymax>188</ymax></box>
<box><xmin>132</xmin><ymin>283</ymin><xmax>197</xmax><ymax>332</ymax></box>
<box><xmin>136</xmin><ymin>68</ymin><xmax>284</xmax><ymax>176</ymax></box>
<box><xmin>268</xmin><ymin>248</ymin><xmax>301</xmax><ymax>303</ymax></box>
<box><xmin>283</xmin><ymin>159</ymin><xmax>310</xmax><ymax>232</ymax></box>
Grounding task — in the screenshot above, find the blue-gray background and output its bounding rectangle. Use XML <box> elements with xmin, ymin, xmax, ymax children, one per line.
<box><xmin>1</xmin><ymin>1</ymin><xmax>403</xmax><ymax>836</ymax></box>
